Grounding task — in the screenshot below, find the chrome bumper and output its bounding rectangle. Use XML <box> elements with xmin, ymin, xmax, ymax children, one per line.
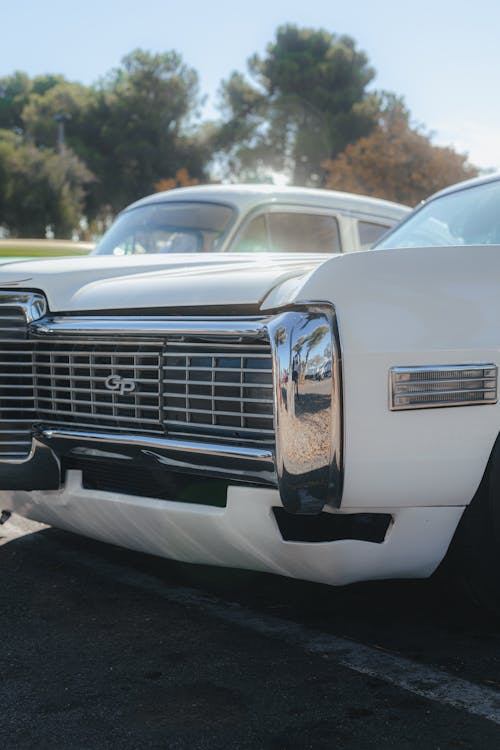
<box><xmin>0</xmin><ymin>295</ymin><xmax>343</xmax><ymax>513</ymax></box>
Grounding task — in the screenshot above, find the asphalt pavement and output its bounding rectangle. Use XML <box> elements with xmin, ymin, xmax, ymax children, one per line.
<box><xmin>1</xmin><ymin>516</ymin><xmax>500</xmax><ymax>749</ymax></box>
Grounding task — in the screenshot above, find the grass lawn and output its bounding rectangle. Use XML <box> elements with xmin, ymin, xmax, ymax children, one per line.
<box><xmin>0</xmin><ymin>239</ymin><xmax>94</xmax><ymax>258</ymax></box>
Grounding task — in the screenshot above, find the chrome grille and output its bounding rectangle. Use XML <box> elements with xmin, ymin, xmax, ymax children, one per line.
<box><xmin>34</xmin><ymin>340</ymin><xmax>163</xmax><ymax>434</ymax></box>
<box><xmin>0</xmin><ymin>324</ymin><xmax>275</xmax><ymax>454</ymax></box>
<box><xmin>163</xmin><ymin>340</ymin><xmax>275</xmax><ymax>446</ymax></box>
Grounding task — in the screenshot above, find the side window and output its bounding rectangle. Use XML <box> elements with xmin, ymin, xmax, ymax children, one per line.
<box><xmin>231</xmin><ymin>215</ymin><xmax>269</xmax><ymax>252</ymax></box>
<box><xmin>357</xmin><ymin>220</ymin><xmax>391</xmax><ymax>249</ymax></box>
<box><xmin>268</xmin><ymin>212</ymin><xmax>341</xmax><ymax>253</ymax></box>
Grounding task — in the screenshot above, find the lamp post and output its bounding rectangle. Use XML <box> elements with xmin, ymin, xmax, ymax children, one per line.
<box><xmin>53</xmin><ymin>112</ymin><xmax>71</xmax><ymax>152</ymax></box>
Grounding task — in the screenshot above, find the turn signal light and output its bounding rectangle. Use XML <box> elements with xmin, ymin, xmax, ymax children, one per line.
<box><xmin>390</xmin><ymin>364</ymin><xmax>497</xmax><ymax>410</ymax></box>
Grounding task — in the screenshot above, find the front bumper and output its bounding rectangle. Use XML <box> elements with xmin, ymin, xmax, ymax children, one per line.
<box><xmin>0</xmin><ymin>294</ymin><xmax>343</xmax><ymax>515</ymax></box>
<box><xmin>0</xmin><ymin>472</ymin><xmax>465</xmax><ymax>585</ymax></box>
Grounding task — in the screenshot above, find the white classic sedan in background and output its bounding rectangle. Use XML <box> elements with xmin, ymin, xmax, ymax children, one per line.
<box><xmin>0</xmin><ymin>175</ymin><xmax>499</xmax><ymax>609</ymax></box>
<box><xmin>94</xmin><ymin>183</ymin><xmax>409</xmax><ymax>256</ymax></box>
<box><xmin>0</xmin><ymin>185</ymin><xmax>408</xmax><ymax>261</ymax></box>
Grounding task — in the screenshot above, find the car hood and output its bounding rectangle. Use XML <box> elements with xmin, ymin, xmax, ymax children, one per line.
<box><xmin>0</xmin><ymin>253</ymin><xmax>333</xmax><ymax>312</ymax></box>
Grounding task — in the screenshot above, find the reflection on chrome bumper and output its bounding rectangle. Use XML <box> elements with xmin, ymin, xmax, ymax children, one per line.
<box><xmin>37</xmin><ymin>428</ymin><xmax>276</xmax><ymax>485</ymax></box>
<box><xmin>269</xmin><ymin>306</ymin><xmax>342</xmax><ymax>513</ymax></box>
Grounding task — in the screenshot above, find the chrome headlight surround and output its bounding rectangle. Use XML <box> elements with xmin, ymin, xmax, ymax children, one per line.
<box><xmin>267</xmin><ymin>304</ymin><xmax>342</xmax><ymax>514</ymax></box>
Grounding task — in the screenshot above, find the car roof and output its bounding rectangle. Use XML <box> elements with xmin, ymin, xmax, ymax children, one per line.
<box><xmin>125</xmin><ymin>183</ymin><xmax>410</xmax><ymax>221</ymax></box>
<box><xmin>426</xmin><ymin>172</ymin><xmax>500</xmax><ymax>202</ymax></box>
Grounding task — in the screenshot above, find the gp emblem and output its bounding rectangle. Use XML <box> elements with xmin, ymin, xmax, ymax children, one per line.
<box><xmin>104</xmin><ymin>374</ymin><xmax>136</xmax><ymax>395</ymax></box>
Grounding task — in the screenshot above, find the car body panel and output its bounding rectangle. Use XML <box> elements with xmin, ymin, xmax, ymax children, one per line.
<box><xmin>0</xmin><ymin>253</ymin><xmax>320</xmax><ymax>311</ymax></box>
<box><xmin>291</xmin><ymin>244</ymin><xmax>500</xmax><ymax>510</ymax></box>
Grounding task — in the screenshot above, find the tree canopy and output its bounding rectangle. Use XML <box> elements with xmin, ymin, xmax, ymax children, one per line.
<box><xmin>0</xmin><ymin>50</ymin><xmax>209</xmax><ymax>234</ymax></box>
<box><xmin>0</xmin><ymin>130</ymin><xmax>93</xmax><ymax>237</ymax></box>
<box><xmin>322</xmin><ymin>95</ymin><xmax>478</xmax><ymax>205</ymax></box>
<box><xmin>214</xmin><ymin>25</ymin><xmax>379</xmax><ymax>185</ymax></box>
<box><xmin>82</xmin><ymin>49</ymin><xmax>208</xmax><ymax>213</ymax></box>
<box><xmin>0</xmin><ymin>31</ymin><xmax>483</xmax><ymax>237</ymax></box>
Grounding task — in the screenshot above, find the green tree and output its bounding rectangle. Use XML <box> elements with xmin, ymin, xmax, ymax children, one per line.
<box><xmin>0</xmin><ymin>130</ymin><xmax>93</xmax><ymax>237</ymax></box>
<box><xmin>22</xmin><ymin>79</ymin><xmax>91</xmax><ymax>150</ymax></box>
<box><xmin>0</xmin><ymin>72</ymin><xmax>65</xmax><ymax>132</ymax></box>
<box><xmin>0</xmin><ymin>72</ymin><xmax>32</xmax><ymax>130</ymax></box>
<box><xmin>80</xmin><ymin>49</ymin><xmax>209</xmax><ymax>214</ymax></box>
<box><xmin>214</xmin><ymin>25</ymin><xmax>378</xmax><ymax>185</ymax></box>
<box><xmin>1</xmin><ymin>52</ymin><xmax>210</xmax><ymax>222</ymax></box>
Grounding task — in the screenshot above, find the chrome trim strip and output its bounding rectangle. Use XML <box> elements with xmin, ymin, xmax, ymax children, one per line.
<box><xmin>32</xmin><ymin>316</ymin><xmax>270</xmax><ymax>338</ymax></box>
<box><xmin>38</xmin><ymin>428</ymin><xmax>276</xmax><ymax>485</ymax></box>
<box><xmin>390</xmin><ymin>364</ymin><xmax>498</xmax><ymax>410</ymax></box>
<box><xmin>40</xmin><ymin>428</ymin><xmax>274</xmax><ymax>462</ymax></box>
<box><xmin>0</xmin><ymin>291</ymin><xmax>46</xmax><ymax>322</ymax></box>
<box><xmin>391</xmin><ymin>364</ymin><xmax>497</xmax><ymax>376</ymax></box>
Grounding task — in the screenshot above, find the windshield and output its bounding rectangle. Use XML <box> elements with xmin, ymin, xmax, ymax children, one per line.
<box><xmin>93</xmin><ymin>201</ymin><xmax>235</xmax><ymax>255</ymax></box>
<box><xmin>376</xmin><ymin>179</ymin><xmax>500</xmax><ymax>249</ymax></box>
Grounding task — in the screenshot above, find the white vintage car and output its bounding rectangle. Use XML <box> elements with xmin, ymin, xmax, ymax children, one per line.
<box><xmin>94</xmin><ymin>184</ymin><xmax>409</xmax><ymax>255</ymax></box>
<box><xmin>0</xmin><ymin>176</ymin><xmax>498</xmax><ymax>607</ymax></box>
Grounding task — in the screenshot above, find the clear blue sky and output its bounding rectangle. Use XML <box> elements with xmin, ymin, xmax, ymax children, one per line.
<box><xmin>3</xmin><ymin>0</ymin><xmax>499</xmax><ymax>169</ymax></box>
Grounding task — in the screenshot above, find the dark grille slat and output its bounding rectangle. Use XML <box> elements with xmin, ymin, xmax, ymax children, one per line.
<box><xmin>34</xmin><ymin>347</ymin><xmax>161</xmax><ymax>356</ymax></box>
<box><xmin>38</xmin><ymin>418</ymin><xmax>164</xmax><ymax>434</ymax></box>
<box><xmin>165</xmin><ymin>419</ymin><xmax>275</xmax><ymax>436</ymax></box>
<box><xmin>164</xmin><ymin>353</ymin><xmax>272</xmax><ymax>362</ymax></box>
<box><xmin>163</xmin><ymin>366</ymin><xmax>272</xmax><ymax>374</ymax></box>
<box><xmin>36</xmin><ymin>397</ymin><xmax>159</xmax><ymax>411</ymax></box>
<box><xmin>34</xmin><ymin>362</ymin><xmax>161</xmax><ymax>372</ymax></box>
<box><xmin>163</xmin><ymin>378</ymin><xmax>274</xmax><ymax>389</ymax></box>
<box><xmin>0</xmin><ymin>308</ymin><xmax>28</xmax><ymax>341</ymax></box>
<box><xmin>36</xmin><ymin>407</ymin><xmax>161</xmax><ymax>424</ymax></box>
<box><xmin>176</xmin><ymin>395</ymin><xmax>274</xmax><ymax>405</ymax></box>
<box><xmin>164</xmin><ymin>406</ymin><xmax>273</xmax><ymax>419</ymax></box>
